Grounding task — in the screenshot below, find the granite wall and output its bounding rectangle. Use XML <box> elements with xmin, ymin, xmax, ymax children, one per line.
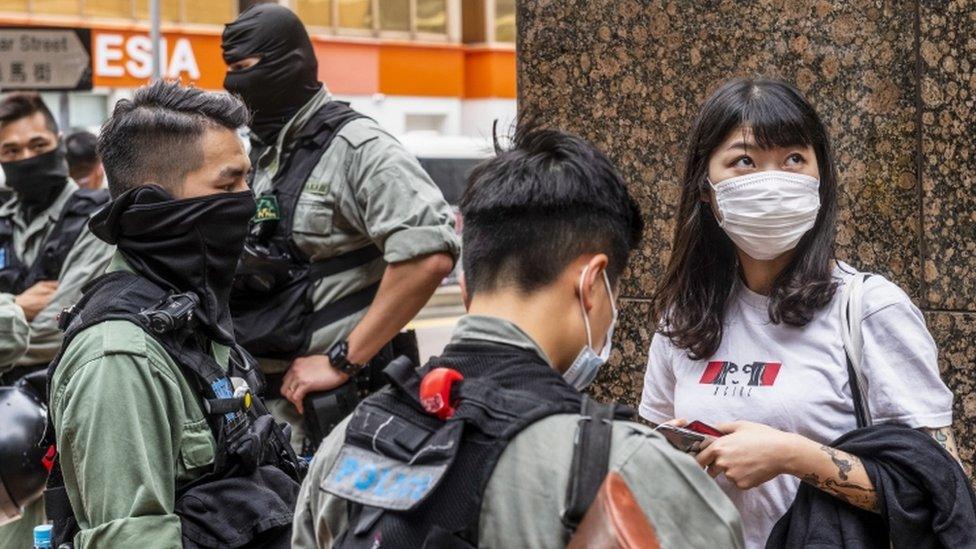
<box><xmin>517</xmin><ymin>0</ymin><xmax>975</xmax><ymax>476</ymax></box>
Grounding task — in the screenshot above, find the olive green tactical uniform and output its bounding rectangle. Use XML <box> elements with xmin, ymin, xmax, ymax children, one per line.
<box><xmin>0</xmin><ymin>180</ymin><xmax>114</xmax><ymax>548</ymax></box>
<box><xmin>0</xmin><ymin>180</ymin><xmax>114</xmax><ymax>371</ymax></box>
<box><xmin>48</xmin><ymin>255</ymin><xmax>222</xmax><ymax>548</ymax></box>
<box><xmin>248</xmin><ymin>87</ymin><xmax>460</xmax><ymax>445</ymax></box>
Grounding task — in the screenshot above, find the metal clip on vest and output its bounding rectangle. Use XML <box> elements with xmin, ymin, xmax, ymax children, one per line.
<box><xmin>139</xmin><ymin>292</ymin><xmax>200</xmax><ymax>334</ymax></box>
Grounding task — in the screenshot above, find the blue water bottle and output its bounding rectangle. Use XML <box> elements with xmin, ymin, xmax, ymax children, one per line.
<box><xmin>33</xmin><ymin>524</ymin><xmax>53</xmax><ymax>549</ymax></box>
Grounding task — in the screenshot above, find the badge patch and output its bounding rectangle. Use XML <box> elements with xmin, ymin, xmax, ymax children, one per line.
<box><xmin>252</xmin><ymin>195</ymin><xmax>280</xmax><ymax>223</ymax></box>
<box><xmin>323</xmin><ymin>445</ymin><xmax>447</xmax><ymax>511</ymax></box>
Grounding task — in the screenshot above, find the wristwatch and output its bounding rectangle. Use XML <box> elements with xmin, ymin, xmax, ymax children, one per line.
<box><xmin>328</xmin><ymin>340</ymin><xmax>365</xmax><ymax>376</ymax></box>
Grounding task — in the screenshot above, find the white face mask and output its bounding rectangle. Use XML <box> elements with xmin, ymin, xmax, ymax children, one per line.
<box><xmin>563</xmin><ymin>265</ymin><xmax>618</xmax><ymax>390</ymax></box>
<box><xmin>710</xmin><ymin>170</ymin><xmax>821</xmax><ymax>261</ymax></box>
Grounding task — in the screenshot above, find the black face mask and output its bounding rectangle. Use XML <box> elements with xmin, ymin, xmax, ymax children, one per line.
<box><xmin>1</xmin><ymin>146</ymin><xmax>69</xmax><ymax>210</ymax></box>
<box><xmin>222</xmin><ymin>4</ymin><xmax>322</xmax><ymax>145</ymax></box>
<box><xmin>89</xmin><ymin>185</ymin><xmax>256</xmax><ymax>344</ymax></box>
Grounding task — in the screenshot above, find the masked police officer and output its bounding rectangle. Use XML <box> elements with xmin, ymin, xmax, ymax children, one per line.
<box><xmin>45</xmin><ymin>81</ymin><xmax>302</xmax><ymax>548</ymax></box>
<box><xmin>0</xmin><ymin>93</ymin><xmax>113</xmax><ymax>547</ymax></box>
<box><xmin>221</xmin><ymin>4</ymin><xmax>459</xmax><ymax>452</ymax></box>
<box><xmin>293</xmin><ymin>127</ymin><xmax>746</xmax><ymax>548</ymax></box>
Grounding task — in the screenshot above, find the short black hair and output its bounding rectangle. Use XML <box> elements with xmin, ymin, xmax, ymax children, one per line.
<box><xmin>65</xmin><ymin>130</ymin><xmax>99</xmax><ymax>180</ymax></box>
<box><xmin>98</xmin><ymin>81</ymin><xmax>249</xmax><ymax>197</ymax></box>
<box><xmin>0</xmin><ymin>92</ymin><xmax>58</xmax><ymax>134</ymax></box>
<box><xmin>460</xmin><ymin>126</ymin><xmax>643</xmax><ymax>297</ymax></box>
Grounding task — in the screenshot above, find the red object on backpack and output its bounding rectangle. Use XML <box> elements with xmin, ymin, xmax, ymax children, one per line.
<box><xmin>420</xmin><ymin>368</ymin><xmax>464</xmax><ymax>420</ymax></box>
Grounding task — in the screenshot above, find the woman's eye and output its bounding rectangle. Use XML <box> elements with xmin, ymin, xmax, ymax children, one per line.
<box><xmin>786</xmin><ymin>153</ymin><xmax>805</xmax><ymax>166</ymax></box>
<box><xmin>732</xmin><ymin>156</ymin><xmax>754</xmax><ymax>168</ymax></box>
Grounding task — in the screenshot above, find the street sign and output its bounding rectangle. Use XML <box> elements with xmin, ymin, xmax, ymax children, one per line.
<box><xmin>0</xmin><ymin>27</ymin><xmax>92</xmax><ymax>92</ymax></box>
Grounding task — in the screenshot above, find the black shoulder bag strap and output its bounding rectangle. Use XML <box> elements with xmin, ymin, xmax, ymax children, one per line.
<box><xmin>562</xmin><ymin>395</ymin><xmax>615</xmax><ymax>535</ymax></box>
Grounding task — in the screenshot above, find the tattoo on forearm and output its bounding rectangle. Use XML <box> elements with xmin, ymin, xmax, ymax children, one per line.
<box><xmin>821</xmin><ymin>445</ymin><xmax>853</xmax><ymax>481</ymax></box>
<box><xmin>925</xmin><ymin>427</ymin><xmax>962</xmax><ymax>462</ymax></box>
<box><xmin>800</xmin><ymin>446</ymin><xmax>879</xmax><ymax>513</ymax></box>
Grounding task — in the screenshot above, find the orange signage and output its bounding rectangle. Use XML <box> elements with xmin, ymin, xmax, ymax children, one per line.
<box><xmin>92</xmin><ymin>29</ymin><xmax>226</xmax><ymax>89</ymax></box>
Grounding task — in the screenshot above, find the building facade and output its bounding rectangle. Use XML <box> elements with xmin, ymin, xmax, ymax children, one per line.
<box><xmin>0</xmin><ymin>0</ymin><xmax>515</xmax><ymax>164</ymax></box>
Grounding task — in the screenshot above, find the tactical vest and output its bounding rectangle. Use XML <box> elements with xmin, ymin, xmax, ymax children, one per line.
<box><xmin>44</xmin><ymin>271</ymin><xmax>304</xmax><ymax>548</ymax></box>
<box><xmin>0</xmin><ymin>188</ymin><xmax>109</xmax><ymax>294</ymax></box>
<box><xmin>230</xmin><ymin>101</ymin><xmax>383</xmax><ymax>360</ymax></box>
<box><xmin>324</xmin><ymin>342</ymin><xmax>632</xmax><ymax>548</ymax></box>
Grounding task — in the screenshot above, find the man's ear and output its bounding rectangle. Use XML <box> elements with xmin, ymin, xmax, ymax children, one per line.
<box><xmin>578</xmin><ymin>254</ymin><xmax>609</xmax><ymax>313</ymax></box>
<box><xmin>459</xmin><ymin>271</ymin><xmax>471</xmax><ymax>311</ymax></box>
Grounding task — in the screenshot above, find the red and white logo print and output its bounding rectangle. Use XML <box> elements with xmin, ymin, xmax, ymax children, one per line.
<box><xmin>699</xmin><ymin>361</ymin><xmax>781</xmax><ymax>397</ymax></box>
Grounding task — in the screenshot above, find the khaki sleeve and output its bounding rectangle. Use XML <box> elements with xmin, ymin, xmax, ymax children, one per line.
<box><xmin>345</xmin><ymin>132</ymin><xmax>460</xmax><ymax>264</ymax></box>
<box><xmin>18</xmin><ymin>229</ymin><xmax>114</xmax><ymax>366</ymax></box>
<box><xmin>615</xmin><ymin>426</ymin><xmax>745</xmax><ymax>549</ymax></box>
<box><xmin>293</xmin><ymin>416</ymin><xmax>351</xmax><ymax>548</ymax></box>
<box><xmin>52</xmin><ymin>330</ymin><xmax>185</xmax><ymax>549</ymax></box>
<box><xmin>0</xmin><ymin>293</ymin><xmax>29</xmax><ymax>370</ymax></box>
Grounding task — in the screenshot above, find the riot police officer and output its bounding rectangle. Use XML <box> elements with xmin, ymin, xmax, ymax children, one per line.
<box><xmin>222</xmin><ymin>4</ymin><xmax>459</xmax><ymax>452</ymax></box>
<box><xmin>45</xmin><ymin>81</ymin><xmax>301</xmax><ymax>547</ymax></box>
<box><xmin>0</xmin><ymin>93</ymin><xmax>113</xmax><ymax>546</ymax></box>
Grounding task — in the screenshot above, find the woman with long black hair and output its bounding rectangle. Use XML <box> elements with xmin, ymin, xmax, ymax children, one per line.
<box><xmin>640</xmin><ymin>78</ymin><xmax>959</xmax><ymax>548</ymax></box>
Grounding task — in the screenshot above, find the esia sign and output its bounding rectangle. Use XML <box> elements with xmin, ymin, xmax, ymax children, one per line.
<box><xmin>92</xmin><ymin>30</ymin><xmax>225</xmax><ymax>89</ymax></box>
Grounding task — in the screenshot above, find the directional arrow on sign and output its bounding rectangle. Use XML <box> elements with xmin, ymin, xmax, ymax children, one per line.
<box><xmin>0</xmin><ymin>28</ymin><xmax>92</xmax><ymax>91</ymax></box>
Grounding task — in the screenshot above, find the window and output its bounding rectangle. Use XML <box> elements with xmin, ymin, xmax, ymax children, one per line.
<box><xmin>297</xmin><ymin>0</ymin><xmax>332</xmax><ymax>28</ymax></box>
<box><xmin>6</xmin><ymin>0</ymin><xmax>233</xmax><ymax>24</ymax></box>
<box><xmin>338</xmin><ymin>0</ymin><xmax>372</xmax><ymax>29</ymax></box>
<box><xmin>296</xmin><ymin>0</ymin><xmax>453</xmax><ymax>39</ymax></box>
<box><xmin>379</xmin><ymin>0</ymin><xmax>409</xmax><ymax>31</ymax></box>
<box><xmin>84</xmin><ymin>0</ymin><xmax>131</xmax><ymax>18</ymax></box>
<box><xmin>184</xmin><ymin>0</ymin><xmax>234</xmax><ymax>24</ymax></box>
<box><xmin>416</xmin><ymin>0</ymin><xmax>447</xmax><ymax>34</ymax></box>
<box><xmin>495</xmin><ymin>0</ymin><xmax>515</xmax><ymax>43</ymax></box>
<box><xmin>32</xmin><ymin>0</ymin><xmax>80</xmax><ymax>15</ymax></box>
<box><xmin>133</xmin><ymin>0</ymin><xmax>182</xmax><ymax>22</ymax></box>
<box><xmin>0</xmin><ymin>0</ymin><xmax>29</xmax><ymax>10</ymax></box>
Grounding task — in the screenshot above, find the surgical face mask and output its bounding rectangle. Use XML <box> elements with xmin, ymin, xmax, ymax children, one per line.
<box><xmin>563</xmin><ymin>265</ymin><xmax>618</xmax><ymax>390</ymax></box>
<box><xmin>709</xmin><ymin>170</ymin><xmax>821</xmax><ymax>261</ymax></box>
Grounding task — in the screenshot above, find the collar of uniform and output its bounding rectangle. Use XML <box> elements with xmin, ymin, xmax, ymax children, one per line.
<box><xmin>259</xmin><ymin>85</ymin><xmax>334</xmax><ymax>171</ymax></box>
<box><xmin>0</xmin><ymin>178</ymin><xmax>78</xmax><ymax>228</ymax></box>
<box><xmin>449</xmin><ymin>314</ymin><xmax>554</xmax><ymax>367</ymax></box>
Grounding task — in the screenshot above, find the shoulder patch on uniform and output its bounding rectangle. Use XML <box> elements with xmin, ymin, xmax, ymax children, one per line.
<box><xmin>337</xmin><ymin>118</ymin><xmax>383</xmax><ymax>149</ymax></box>
<box><xmin>322</xmin><ymin>444</ymin><xmax>448</xmax><ymax>511</ymax></box>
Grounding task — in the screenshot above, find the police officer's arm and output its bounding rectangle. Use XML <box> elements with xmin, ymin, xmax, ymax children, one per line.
<box><xmin>0</xmin><ymin>294</ymin><xmax>29</xmax><ymax>368</ymax></box>
<box><xmin>51</xmin><ymin>327</ymin><xmax>188</xmax><ymax>548</ymax></box>
<box><xmin>283</xmin><ymin>131</ymin><xmax>459</xmax><ymax>408</ymax></box>
<box><xmin>345</xmin><ymin>134</ymin><xmax>459</xmax><ymax>361</ymax></box>
<box><xmin>16</xmin><ymin>228</ymin><xmax>114</xmax><ymax>366</ymax></box>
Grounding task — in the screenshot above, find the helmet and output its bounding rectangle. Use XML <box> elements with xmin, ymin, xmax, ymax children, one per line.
<box><xmin>0</xmin><ymin>384</ymin><xmax>48</xmax><ymax>526</ymax></box>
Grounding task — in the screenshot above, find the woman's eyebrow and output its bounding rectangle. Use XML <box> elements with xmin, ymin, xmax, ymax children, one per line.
<box><xmin>726</xmin><ymin>140</ymin><xmax>752</xmax><ymax>151</ymax></box>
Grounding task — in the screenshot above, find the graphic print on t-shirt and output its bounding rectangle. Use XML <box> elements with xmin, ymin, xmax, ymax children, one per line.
<box><xmin>699</xmin><ymin>361</ymin><xmax>781</xmax><ymax>397</ymax></box>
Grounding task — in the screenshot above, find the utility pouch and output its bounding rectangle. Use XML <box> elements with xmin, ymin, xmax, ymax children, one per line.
<box><xmin>303</xmin><ymin>381</ymin><xmax>361</xmax><ymax>450</ymax></box>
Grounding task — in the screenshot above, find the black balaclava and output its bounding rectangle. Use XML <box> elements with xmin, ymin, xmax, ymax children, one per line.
<box><xmin>222</xmin><ymin>4</ymin><xmax>322</xmax><ymax>145</ymax></box>
<box><xmin>1</xmin><ymin>145</ymin><xmax>69</xmax><ymax>213</ymax></box>
<box><xmin>89</xmin><ymin>185</ymin><xmax>256</xmax><ymax>345</ymax></box>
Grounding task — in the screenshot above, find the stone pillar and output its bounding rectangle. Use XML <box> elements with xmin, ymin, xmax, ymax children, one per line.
<box><xmin>517</xmin><ymin>0</ymin><xmax>975</xmax><ymax>475</ymax></box>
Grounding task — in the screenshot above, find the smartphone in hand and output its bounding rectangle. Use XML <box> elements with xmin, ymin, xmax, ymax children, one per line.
<box><xmin>657</xmin><ymin>422</ymin><xmax>724</xmax><ymax>454</ymax></box>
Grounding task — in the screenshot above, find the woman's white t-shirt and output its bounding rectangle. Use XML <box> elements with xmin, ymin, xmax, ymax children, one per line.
<box><xmin>639</xmin><ymin>262</ymin><xmax>954</xmax><ymax>549</ymax></box>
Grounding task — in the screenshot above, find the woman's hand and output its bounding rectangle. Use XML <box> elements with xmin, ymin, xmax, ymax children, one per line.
<box><xmin>695</xmin><ymin>420</ymin><xmax>802</xmax><ymax>490</ymax></box>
